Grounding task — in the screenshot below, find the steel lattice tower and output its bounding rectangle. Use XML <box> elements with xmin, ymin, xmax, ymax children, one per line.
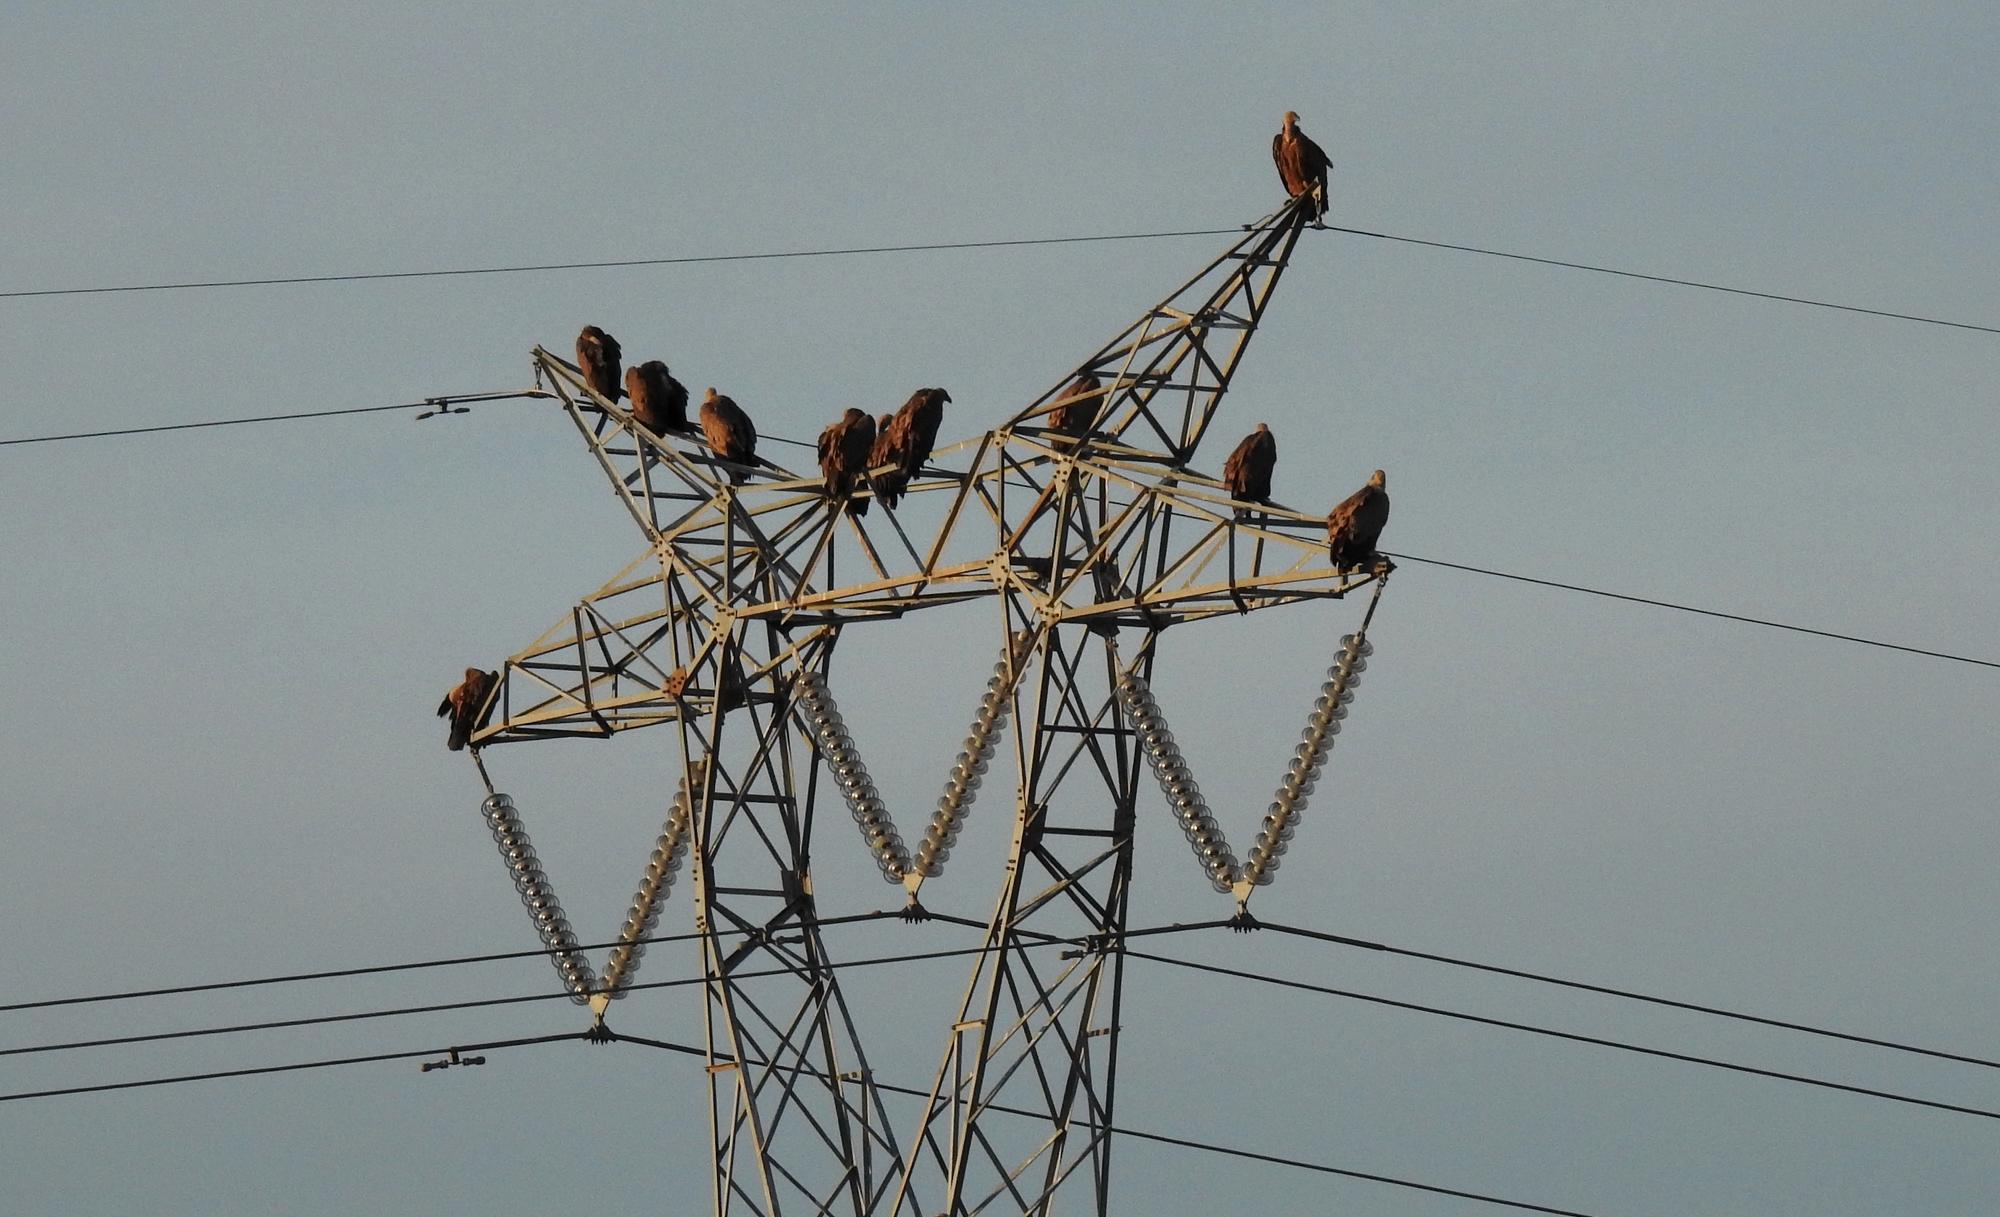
<box><xmin>458</xmin><ymin>195</ymin><xmax>1389</xmax><ymax>1216</ymax></box>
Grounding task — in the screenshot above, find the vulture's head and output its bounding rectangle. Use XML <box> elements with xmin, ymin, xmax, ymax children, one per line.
<box><xmin>1369</xmin><ymin>469</ymin><xmax>1386</xmax><ymax>489</ymax></box>
<box><xmin>1282</xmin><ymin>110</ymin><xmax>1300</xmax><ymax>129</ymax></box>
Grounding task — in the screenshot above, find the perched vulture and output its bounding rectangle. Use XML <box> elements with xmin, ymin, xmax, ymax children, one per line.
<box><xmin>1222</xmin><ymin>423</ymin><xmax>1278</xmax><ymax>509</ymax></box>
<box><xmin>576</xmin><ymin>326</ymin><xmax>623</xmax><ymax>402</ymax></box>
<box><xmin>892</xmin><ymin>387</ymin><xmax>951</xmax><ymax>473</ymax></box>
<box><xmin>625</xmin><ymin>360</ymin><xmax>688</xmax><ymax>434</ymax></box>
<box><xmin>816</xmin><ymin>408</ymin><xmax>878</xmax><ymax>516</ymax></box>
<box><xmin>436</xmin><ymin>668</ymin><xmax>498</xmax><ymax>752</ymax></box>
<box><xmin>1326</xmin><ymin>470</ymin><xmax>1390</xmax><ymax>571</ymax></box>
<box><xmin>1048</xmin><ymin>373</ymin><xmax>1104</xmax><ymax>439</ymax></box>
<box><xmin>699</xmin><ymin>387</ymin><xmax>757</xmax><ymax>484</ymax></box>
<box><xmin>1271</xmin><ymin>111</ymin><xmax>1331</xmax><ymax>222</ymax></box>
<box><xmin>867</xmin><ymin>413</ymin><xmax>908</xmax><ymax>509</ymax></box>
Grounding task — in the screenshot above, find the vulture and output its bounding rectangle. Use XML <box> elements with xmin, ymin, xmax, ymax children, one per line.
<box><xmin>625</xmin><ymin>360</ymin><xmax>689</xmax><ymax>434</ymax></box>
<box><xmin>437</xmin><ymin>668</ymin><xmax>498</xmax><ymax>752</ymax></box>
<box><xmin>892</xmin><ymin>387</ymin><xmax>951</xmax><ymax>473</ymax></box>
<box><xmin>816</xmin><ymin>408</ymin><xmax>878</xmax><ymax>515</ymax></box>
<box><xmin>1326</xmin><ymin>470</ymin><xmax>1390</xmax><ymax>571</ymax></box>
<box><xmin>1271</xmin><ymin>111</ymin><xmax>1331</xmax><ymax>222</ymax></box>
<box><xmin>1222</xmin><ymin>423</ymin><xmax>1278</xmax><ymax>510</ymax></box>
<box><xmin>699</xmin><ymin>387</ymin><xmax>758</xmax><ymax>484</ymax></box>
<box><xmin>576</xmin><ymin>326</ymin><xmax>623</xmax><ymax>402</ymax></box>
<box><xmin>867</xmin><ymin>413</ymin><xmax>908</xmax><ymax>509</ymax></box>
<box><xmin>1048</xmin><ymin>373</ymin><xmax>1104</xmax><ymax>439</ymax></box>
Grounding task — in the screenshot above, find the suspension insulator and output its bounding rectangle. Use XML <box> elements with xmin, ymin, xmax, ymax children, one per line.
<box><xmin>793</xmin><ymin>671</ymin><xmax>911</xmax><ymax>882</ymax></box>
<box><xmin>1241</xmin><ymin>632</ymin><xmax>1372</xmax><ymax>888</ymax></box>
<box><xmin>481</xmin><ymin>794</ymin><xmax>597</xmax><ymax>1002</ymax></box>
<box><xmin>1116</xmin><ymin>671</ymin><xmax>1239</xmax><ymax>893</ymax></box>
<box><xmin>599</xmin><ymin>769</ymin><xmax>698</xmax><ymax>998</ymax></box>
<box><xmin>913</xmin><ymin>641</ymin><xmax>1025</xmax><ymax>879</ymax></box>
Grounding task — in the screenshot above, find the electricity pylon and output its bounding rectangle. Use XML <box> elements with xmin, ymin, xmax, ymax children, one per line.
<box><xmin>458</xmin><ymin>194</ymin><xmax>1388</xmax><ymax>1216</ymax></box>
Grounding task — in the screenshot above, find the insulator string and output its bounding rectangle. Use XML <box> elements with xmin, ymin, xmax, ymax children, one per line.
<box><xmin>598</xmin><ymin>768</ymin><xmax>699</xmax><ymax>997</ymax></box>
<box><xmin>1241</xmin><ymin>631</ymin><xmax>1372</xmax><ymax>887</ymax></box>
<box><xmin>912</xmin><ymin>635</ymin><xmax>1032</xmax><ymax>882</ymax></box>
<box><xmin>1117</xmin><ymin>671</ymin><xmax>1240</xmax><ymax>893</ymax></box>
<box><xmin>480</xmin><ymin>794</ymin><xmax>596</xmax><ymax>1003</ymax></box>
<box><xmin>793</xmin><ymin>671</ymin><xmax>912</xmax><ymax>882</ymax></box>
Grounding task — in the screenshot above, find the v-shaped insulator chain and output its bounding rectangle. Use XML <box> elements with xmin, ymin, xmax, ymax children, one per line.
<box><xmin>1116</xmin><ymin>628</ymin><xmax>1374</xmax><ymax>897</ymax></box>
<box><xmin>1242</xmin><ymin>631</ymin><xmax>1370</xmax><ymax>887</ymax></box>
<box><xmin>911</xmin><ymin>645</ymin><xmax>1021</xmax><ymax>880</ymax></box>
<box><xmin>481</xmin><ymin>793</ymin><xmax>596</xmax><ymax>1002</ymax></box>
<box><xmin>793</xmin><ymin>636</ymin><xmax>1030</xmax><ymax>888</ymax></box>
<box><xmin>794</xmin><ymin>671</ymin><xmax>913</xmax><ymax>881</ymax></box>
<box><xmin>1115</xmin><ymin>675</ymin><xmax>1240</xmax><ymax>892</ymax></box>
<box><xmin>599</xmin><ymin>769</ymin><xmax>698</xmax><ymax>997</ymax></box>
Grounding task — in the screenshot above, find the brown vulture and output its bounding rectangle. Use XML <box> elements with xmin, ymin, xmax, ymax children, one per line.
<box><xmin>437</xmin><ymin>668</ymin><xmax>498</xmax><ymax>752</ymax></box>
<box><xmin>625</xmin><ymin>360</ymin><xmax>688</xmax><ymax>434</ymax></box>
<box><xmin>1222</xmin><ymin>423</ymin><xmax>1278</xmax><ymax>510</ymax></box>
<box><xmin>867</xmin><ymin>413</ymin><xmax>908</xmax><ymax>508</ymax></box>
<box><xmin>1326</xmin><ymin>470</ymin><xmax>1390</xmax><ymax>571</ymax></box>
<box><xmin>1048</xmin><ymin>373</ymin><xmax>1104</xmax><ymax>439</ymax></box>
<box><xmin>893</xmin><ymin>387</ymin><xmax>951</xmax><ymax>472</ymax></box>
<box><xmin>699</xmin><ymin>387</ymin><xmax>757</xmax><ymax>484</ymax></box>
<box><xmin>576</xmin><ymin>326</ymin><xmax>623</xmax><ymax>402</ymax></box>
<box><xmin>1271</xmin><ymin>111</ymin><xmax>1331</xmax><ymax>222</ymax></box>
<box><xmin>816</xmin><ymin>408</ymin><xmax>877</xmax><ymax>515</ymax></box>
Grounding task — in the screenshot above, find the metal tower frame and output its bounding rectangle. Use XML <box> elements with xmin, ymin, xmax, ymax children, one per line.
<box><xmin>459</xmin><ymin>194</ymin><xmax>1390</xmax><ymax>1216</ymax></box>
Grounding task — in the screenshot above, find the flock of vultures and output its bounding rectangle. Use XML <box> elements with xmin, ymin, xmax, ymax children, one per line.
<box><xmin>438</xmin><ymin>112</ymin><xmax>1381</xmax><ymax>751</ymax></box>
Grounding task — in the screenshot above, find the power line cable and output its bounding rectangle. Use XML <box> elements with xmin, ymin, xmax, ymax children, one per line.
<box><xmin>16</xmin><ymin>929</ymin><xmax>1992</xmax><ymax>1126</ymax></box>
<box><xmin>1126</xmin><ymin>951</ymin><xmax>2000</xmax><ymax>1123</ymax></box>
<box><xmin>0</xmin><ymin>940</ymin><xmax>1043</xmax><ymax>1061</ymax></box>
<box><xmin>610</xmin><ymin>1030</ymin><xmax>1609</xmax><ymax>1217</ymax></box>
<box><xmin>0</xmin><ymin>390</ymin><xmax>546</xmax><ymax>448</ymax></box>
<box><xmin>5</xmin><ymin>220</ymin><xmax>1992</xmax><ymax>337</ymax></box>
<box><xmin>1324</xmin><ymin>223</ymin><xmax>2000</xmax><ymax>336</ymax></box>
<box><xmin>3</xmin><ymin>1018</ymin><xmax>1607</xmax><ymax>1215</ymax></box>
<box><xmin>1255</xmin><ymin>920</ymin><xmax>2000</xmax><ymax>1072</ymax></box>
<box><xmin>1388</xmin><ymin>551</ymin><xmax>2000</xmax><ymax>671</ymax></box>
<box><xmin>0</xmin><ymin>1031</ymin><xmax>580</xmax><ymax>1103</ymax></box>
<box><xmin>0</xmin><ymin>908</ymin><xmax>902</xmax><ymax>1015</ymax></box>
<box><xmin>0</xmin><ymin>228</ymin><xmax>1241</xmax><ymax>300</ymax></box>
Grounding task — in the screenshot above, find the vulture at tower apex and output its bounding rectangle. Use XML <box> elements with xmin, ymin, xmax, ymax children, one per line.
<box><xmin>1271</xmin><ymin>111</ymin><xmax>1331</xmax><ymax>222</ymax></box>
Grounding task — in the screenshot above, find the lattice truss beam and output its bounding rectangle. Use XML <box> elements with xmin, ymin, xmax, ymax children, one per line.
<box><xmin>462</xmin><ymin>195</ymin><xmax>1393</xmax><ymax>1217</ymax></box>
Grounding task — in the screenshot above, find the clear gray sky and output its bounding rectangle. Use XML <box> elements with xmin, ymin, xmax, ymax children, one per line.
<box><xmin>3</xmin><ymin>4</ymin><xmax>1997</xmax><ymax>1214</ymax></box>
